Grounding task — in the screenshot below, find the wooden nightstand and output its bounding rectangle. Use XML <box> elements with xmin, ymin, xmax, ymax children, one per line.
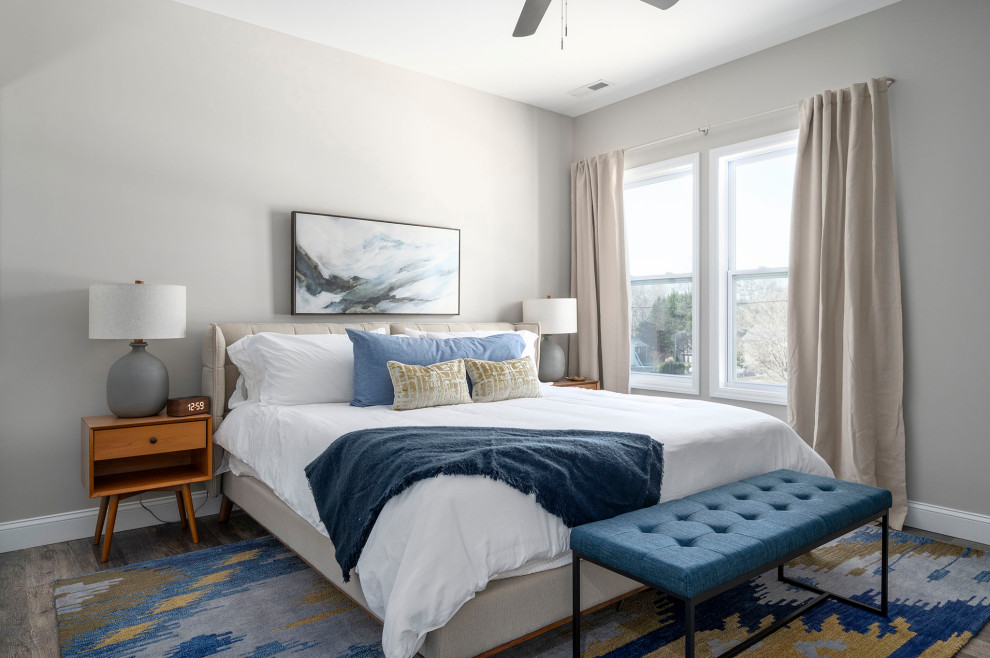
<box><xmin>81</xmin><ymin>413</ymin><xmax>213</xmax><ymax>562</ymax></box>
<box><xmin>553</xmin><ymin>378</ymin><xmax>601</xmax><ymax>391</ymax></box>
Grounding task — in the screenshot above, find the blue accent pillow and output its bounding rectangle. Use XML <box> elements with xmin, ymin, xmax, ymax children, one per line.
<box><xmin>347</xmin><ymin>329</ymin><xmax>526</xmax><ymax>407</ymax></box>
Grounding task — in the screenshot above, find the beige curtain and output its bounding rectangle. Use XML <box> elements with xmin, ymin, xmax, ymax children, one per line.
<box><xmin>568</xmin><ymin>150</ymin><xmax>630</xmax><ymax>393</ymax></box>
<box><xmin>788</xmin><ymin>78</ymin><xmax>907</xmax><ymax>528</ymax></box>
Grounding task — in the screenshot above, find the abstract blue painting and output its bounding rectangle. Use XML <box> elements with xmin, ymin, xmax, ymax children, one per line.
<box><xmin>292</xmin><ymin>212</ymin><xmax>460</xmax><ymax>315</ymax></box>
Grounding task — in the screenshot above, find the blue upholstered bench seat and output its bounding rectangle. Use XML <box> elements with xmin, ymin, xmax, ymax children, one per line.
<box><xmin>570</xmin><ymin>469</ymin><xmax>892</xmax><ymax>599</ymax></box>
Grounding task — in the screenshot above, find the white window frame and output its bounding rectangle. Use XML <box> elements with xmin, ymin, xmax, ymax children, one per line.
<box><xmin>624</xmin><ymin>153</ymin><xmax>701</xmax><ymax>395</ymax></box>
<box><xmin>709</xmin><ymin>131</ymin><xmax>797</xmax><ymax>405</ymax></box>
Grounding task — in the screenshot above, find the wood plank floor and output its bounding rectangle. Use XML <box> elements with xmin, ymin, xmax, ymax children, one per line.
<box><xmin>0</xmin><ymin>510</ymin><xmax>269</xmax><ymax>657</ymax></box>
<box><xmin>1</xmin><ymin>517</ymin><xmax>987</xmax><ymax>657</ymax></box>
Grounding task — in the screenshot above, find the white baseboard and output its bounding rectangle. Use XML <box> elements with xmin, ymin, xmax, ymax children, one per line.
<box><xmin>0</xmin><ymin>492</ymin><xmax>222</xmax><ymax>554</ymax></box>
<box><xmin>904</xmin><ymin>500</ymin><xmax>990</xmax><ymax>546</ymax></box>
<box><xmin>3</xmin><ymin>493</ymin><xmax>987</xmax><ymax>554</ymax></box>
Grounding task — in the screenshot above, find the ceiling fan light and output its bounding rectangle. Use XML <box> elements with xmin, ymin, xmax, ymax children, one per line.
<box><xmin>641</xmin><ymin>0</ymin><xmax>680</xmax><ymax>9</ymax></box>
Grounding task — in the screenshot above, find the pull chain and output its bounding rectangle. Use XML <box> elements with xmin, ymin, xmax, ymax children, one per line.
<box><xmin>559</xmin><ymin>0</ymin><xmax>569</xmax><ymax>50</ymax></box>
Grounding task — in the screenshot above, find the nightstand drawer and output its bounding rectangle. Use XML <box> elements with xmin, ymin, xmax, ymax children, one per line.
<box><xmin>93</xmin><ymin>420</ymin><xmax>207</xmax><ymax>461</ymax></box>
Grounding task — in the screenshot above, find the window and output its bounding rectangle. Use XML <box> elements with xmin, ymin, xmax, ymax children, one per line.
<box><xmin>710</xmin><ymin>131</ymin><xmax>797</xmax><ymax>404</ymax></box>
<box><xmin>623</xmin><ymin>154</ymin><xmax>700</xmax><ymax>394</ymax></box>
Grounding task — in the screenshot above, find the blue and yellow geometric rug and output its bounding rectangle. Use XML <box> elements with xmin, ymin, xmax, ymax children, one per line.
<box><xmin>54</xmin><ymin>537</ymin><xmax>382</xmax><ymax>657</ymax></box>
<box><xmin>55</xmin><ymin>527</ymin><xmax>990</xmax><ymax>657</ymax></box>
<box><xmin>504</xmin><ymin>526</ymin><xmax>990</xmax><ymax>657</ymax></box>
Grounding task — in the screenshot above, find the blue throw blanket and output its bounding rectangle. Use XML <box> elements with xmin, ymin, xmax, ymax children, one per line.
<box><xmin>304</xmin><ymin>426</ymin><xmax>664</xmax><ymax>581</ymax></box>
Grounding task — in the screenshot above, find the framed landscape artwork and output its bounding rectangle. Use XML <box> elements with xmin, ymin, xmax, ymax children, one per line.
<box><xmin>291</xmin><ymin>212</ymin><xmax>460</xmax><ymax>315</ymax></box>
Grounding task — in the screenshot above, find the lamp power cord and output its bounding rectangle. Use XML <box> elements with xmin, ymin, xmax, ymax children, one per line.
<box><xmin>138</xmin><ymin>490</ymin><xmax>209</xmax><ymax>525</ymax></box>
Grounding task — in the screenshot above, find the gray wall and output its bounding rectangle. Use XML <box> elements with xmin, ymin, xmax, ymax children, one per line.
<box><xmin>573</xmin><ymin>0</ymin><xmax>990</xmax><ymax>517</ymax></box>
<box><xmin>2</xmin><ymin>0</ymin><xmax>986</xmax><ymax>528</ymax></box>
<box><xmin>0</xmin><ymin>0</ymin><xmax>572</xmax><ymax>523</ymax></box>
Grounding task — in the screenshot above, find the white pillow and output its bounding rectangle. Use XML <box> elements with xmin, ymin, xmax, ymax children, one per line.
<box><xmin>401</xmin><ymin>328</ymin><xmax>540</xmax><ymax>366</ymax></box>
<box><xmin>227</xmin><ymin>338</ymin><xmax>264</xmax><ymax>409</ymax></box>
<box><xmin>226</xmin><ymin>329</ymin><xmax>387</xmax><ymax>407</ymax></box>
<box><xmin>227</xmin><ymin>375</ymin><xmax>250</xmax><ymax>409</ymax></box>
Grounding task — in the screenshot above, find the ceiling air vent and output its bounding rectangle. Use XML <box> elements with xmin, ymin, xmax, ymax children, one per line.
<box><xmin>567</xmin><ymin>80</ymin><xmax>614</xmax><ymax>98</ymax></box>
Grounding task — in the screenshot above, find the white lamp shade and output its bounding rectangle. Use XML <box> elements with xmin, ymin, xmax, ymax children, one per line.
<box><xmin>89</xmin><ymin>283</ymin><xmax>187</xmax><ymax>340</ymax></box>
<box><xmin>522</xmin><ymin>297</ymin><xmax>577</xmax><ymax>335</ymax></box>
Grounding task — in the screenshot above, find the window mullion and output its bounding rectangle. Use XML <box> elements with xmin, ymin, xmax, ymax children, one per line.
<box><xmin>729</xmin><ymin>267</ymin><xmax>788</xmax><ymax>276</ymax></box>
<box><xmin>631</xmin><ymin>274</ymin><xmax>692</xmax><ymax>284</ymax></box>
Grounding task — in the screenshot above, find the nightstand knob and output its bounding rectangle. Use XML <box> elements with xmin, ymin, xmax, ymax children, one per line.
<box><xmin>149</xmin><ymin>436</ymin><xmax>158</xmax><ymax>444</ymax></box>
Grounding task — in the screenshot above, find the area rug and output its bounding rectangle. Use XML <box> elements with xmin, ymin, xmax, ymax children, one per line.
<box><xmin>54</xmin><ymin>537</ymin><xmax>383</xmax><ymax>657</ymax></box>
<box><xmin>54</xmin><ymin>527</ymin><xmax>990</xmax><ymax>657</ymax></box>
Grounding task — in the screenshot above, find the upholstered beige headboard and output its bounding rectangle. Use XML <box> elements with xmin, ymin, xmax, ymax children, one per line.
<box><xmin>202</xmin><ymin>321</ymin><xmax>541</xmax><ymax>429</ymax></box>
<box><xmin>202</xmin><ymin>321</ymin><xmax>540</xmax><ymax>494</ymax></box>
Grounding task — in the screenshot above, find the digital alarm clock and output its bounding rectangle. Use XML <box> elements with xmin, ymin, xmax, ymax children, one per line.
<box><xmin>166</xmin><ymin>395</ymin><xmax>211</xmax><ymax>417</ymax></box>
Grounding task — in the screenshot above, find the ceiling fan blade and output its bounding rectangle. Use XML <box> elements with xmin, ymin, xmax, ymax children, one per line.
<box><xmin>513</xmin><ymin>0</ymin><xmax>553</xmax><ymax>37</ymax></box>
<box><xmin>640</xmin><ymin>0</ymin><xmax>679</xmax><ymax>9</ymax></box>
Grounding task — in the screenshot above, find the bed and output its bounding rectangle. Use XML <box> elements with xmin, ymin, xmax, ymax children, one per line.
<box><xmin>202</xmin><ymin>321</ymin><xmax>832</xmax><ymax>658</ymax></box>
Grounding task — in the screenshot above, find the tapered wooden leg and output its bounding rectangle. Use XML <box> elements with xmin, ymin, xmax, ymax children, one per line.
<box><xmin>181</xmin><ymin>484</ymin><xmax>199</xmax><ymax>543</ymax></box>
<box><xmin>175</xmin><ymin>491</ymin><xmax>187</xmax><ymax>529</ymax></box>
<box><xmin>93</xmin><ymin>497</ymin><xmax>109</xmax><ymax>545</ymax></box>
<box><xmin>101</xmin><ymin>495</ymin><xmax>119</xmax><ymax>563</ymax></box>
<box><xmin>218</xmin><ymin>495</ymin><xmax>233</xmax><ymax>523</ymax></box>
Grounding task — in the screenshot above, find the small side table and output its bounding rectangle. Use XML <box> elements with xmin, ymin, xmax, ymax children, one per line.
<box><xmin>81</xmin><ymin>413</ymin><xmax>213</xmax><ymax>562</ymax></box>
<box><xmin>553</xmin><ymin>378</ymin><xmax>601</xmax><ymax>391</ymax></box>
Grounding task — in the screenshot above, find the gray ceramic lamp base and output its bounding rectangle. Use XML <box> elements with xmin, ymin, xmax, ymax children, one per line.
<box><xmin>106</xmin><ymin>342</ymin><xmax>169</xmax><ymax>417</ymax></box>
<box><xmin>537</xmin><ymin>336</ymin><xmax>567</xmax><ymax>382</ymax></box>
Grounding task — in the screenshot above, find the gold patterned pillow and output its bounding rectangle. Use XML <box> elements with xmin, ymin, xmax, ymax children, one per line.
<box><xmin>387</xmin><ymin>359</ymin><xmax>472</xmax><ymax>411</ymax></box>
<box><xmin>464</xmin><ymin>357</ymin><xmax>542</xmax><ymax>403</ymax></box>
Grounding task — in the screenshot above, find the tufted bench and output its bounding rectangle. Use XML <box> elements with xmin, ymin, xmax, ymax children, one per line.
<box><xmin>570</xmin><ymin>469</ymin><xmax>892</xmax><ymax>658</ymax></box>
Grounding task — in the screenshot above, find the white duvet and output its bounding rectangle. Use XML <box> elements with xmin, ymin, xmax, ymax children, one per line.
<box><xmin>214</xmin><ymin>385</ymin><xmax>831</xmax><ymax>658</ymax></box>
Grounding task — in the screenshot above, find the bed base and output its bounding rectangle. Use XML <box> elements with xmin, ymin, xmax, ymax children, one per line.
<box><xmin>220</xmin><ymin>471</ymin><xmax>643</xmax><ymax>658</ymax></box>
<box><xmin>205</xmin><ymin>321</ymin><xmax>640</xmax><ymax>656</ymax></box>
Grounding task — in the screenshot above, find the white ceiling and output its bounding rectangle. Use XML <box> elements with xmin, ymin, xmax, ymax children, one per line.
<box><xmin>171</xmin><ymin>0</ymin><xmax>902</xmax><ymax>117</ymax></box>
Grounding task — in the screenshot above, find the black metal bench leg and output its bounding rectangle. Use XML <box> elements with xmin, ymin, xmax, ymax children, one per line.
<box><xmin>572</xmin><ymin>554</ymin><xmax>581</xmax><ymax>658</ymax></box>
<box><xmin>685</xmin><ymin>598</ymin><xmax>695</xmax><ymax>658</ymax></box>
<box><xmin>777</xmin><ymin>517</ymin><xmax>890</xmax><ymax>618</ymax></box>
<box><xmin>881</xmin><ymin>513</ymin><xmax>889</xmax><ymax>616</ymax></box>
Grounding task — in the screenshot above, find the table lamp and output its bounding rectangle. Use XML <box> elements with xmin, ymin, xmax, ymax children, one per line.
<box><xmin>522</xmin><ymin>296</ymin><xmax>577</xmax><ymax>382</ymax></box>
<box><xmin>89</xmin><ymin>281</ymin><xmax>186</xmax><ymax>417</ymax></box>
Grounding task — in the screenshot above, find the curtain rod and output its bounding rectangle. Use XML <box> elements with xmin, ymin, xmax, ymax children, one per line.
<box><xmin>624</xmin><ymin>77</ymin><xmax>895</xmax><ymax>154</ymax></box>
